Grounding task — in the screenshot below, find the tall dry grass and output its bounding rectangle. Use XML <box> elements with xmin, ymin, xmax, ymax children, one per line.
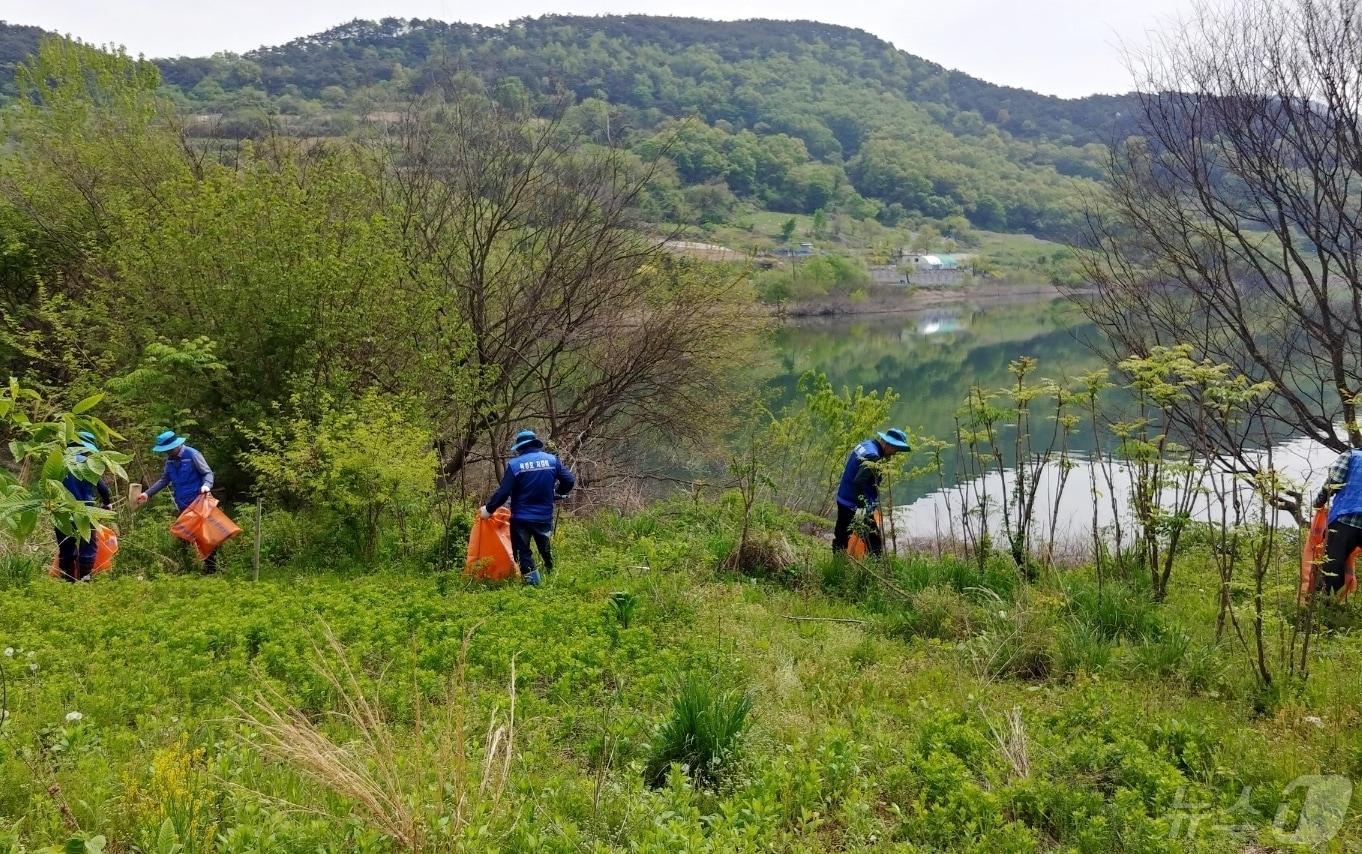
<box><xmin>235</xmin><ymin>622</ymin><xmax>516</xmax><ymax>852</ymax></box>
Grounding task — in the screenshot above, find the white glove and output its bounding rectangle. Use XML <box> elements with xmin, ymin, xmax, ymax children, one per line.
<box><xmin>135</xmin><ymin>493</ymin><xmax>148</xmax><ymax>507</ymax></box>
<box><xmin>478</xmin><ymin>506</ymin><xmax>491</xmax><ymax>520</ymax></box>
<box><xmin>200</xmin><ymin>484</ymin><xmax>211</xmax><ymax>494</ymax></box>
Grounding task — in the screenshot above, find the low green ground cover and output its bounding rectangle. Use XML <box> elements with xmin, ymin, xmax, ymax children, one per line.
<box><xmin>0</xmin><ymin>499</ymin><xmax>1358</xmax><ymax>852</ymax></box>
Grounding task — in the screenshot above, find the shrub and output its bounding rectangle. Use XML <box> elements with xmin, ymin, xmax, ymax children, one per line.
<box><xmin>1129</xmin><ymin>628</ymin><xmax>1191</xmax><ymax>678</ymax></box>
<box><xmin>968</xmin><ymin>600</ymin><xmax>1055</xmax><ymax>682</ymax></box>
<box><xmin>0</xmin><ymin>553</ymin><xmax>40</xmax><ymax>591</ymax></box>
<box><xmin>722</xmin><ymin>531</ymin><xmax>798</xmax><ymax>583</ymax></box>
<box><xmin>606</xmin><ymin>591</ymin><xmax>639</xmax><ymax>628</ymax></box>
<box><xmin>1178</xmin><ymin>642</ymin><xmax>1225</xmax><ymax>695</ymax></box>
<box><xmin>1063</xmin><ymin>578</ymin><xmax>1160</xmax><ymax>641</ymax></box>
<box><xmin>241</xmin><ymin>392</ymin><xmax>437</xmax><ymax>561</ymax></box>
<box><xmin>895</xmin><ymin>553</ymin><xmax>1019</xmax><ymax>599</ymax></box>
<box><xmin>887</xmin><ymin>586</ymin><xmax>980</xmax><ymax>641</ymax></box>
<box><xmin>1146</xmin><ymin>718</ymin><xmax>1220</xmax><ymax>781</ymax></box>
<box><xmin>426</xmin><ymin>506</ymin><xmax>472</xmax><ymax>573</ymax></box>
<box><xmin>1055</xmin><ymin>619</ymin><xmax>1114</xmax><ymax>677</ymax></box>
<box><xmin>916</xmin><ymin>713</ymin><xmax>995</xmax><ymax>772</ymax></box>
<box><xmin>761</xmin><ymin>371</ymin><xmax>897</xmax><ymax>515</ymax></box>
<box><xmin>644</xmin><ymin>674</ymin><xmax>752</xmax><ymax>788</ymax></box>
<box><xmin>254</xmin><ymin>508</ymin><xmax>311</xmax><ymax>567</ymax></box>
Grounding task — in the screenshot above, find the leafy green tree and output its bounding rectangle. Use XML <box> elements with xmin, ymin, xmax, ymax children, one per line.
<box><xmin>104</xmin><ymin>338</ymin><xmax>227</xmax><ymax>443</ymax></box>
<box><xmin>101</xmin><ymin>149</ymin><xmax>420</xmax><ymax>489</ymax></box>
<box><xmin>494</xmin><ymin>76</ymin><xmax>531</xmax><ymax>114</ymax></box>
<box><xmin>811</xmin><ymin>208</ymin><xmax>828</xmax><ymax>237</ymax></box>
<box><xmin>685</xmin><ymin>182</ymin><xmax>738</xmax><ymax>225</ymax></box>
<box><xmin>941</xmin><ymin>215</ymin><xmax>974</xmax><ymax>244</ymax></box>
<box><xmin>0</xmin><ymin>38</ymin><xmax>188</xmax><ymax>391</ymax></box>
<box><xmin>0</xmin><ymin>381</ymin><xmax>128</xmax><ymax>543</ymax></box>
<box><xmin>242</xmin><ymin>392</ymin><xmax>437</xmax><ymax>560</ymax></box>
<box><xmin>779</xmin><ymin>217</ymin><xmax>797</xmax><ymax>243</ymax></box>
<box><xmin>319</xmin><ymin>84</ymin><xmax>348</xmax><ymax>107</ymax></box>
<box><xmin>763</xmin><ymin>371</ymin><xmax>898</xmax><ymax>514</ymax></box>
<box><xmin>969</xmin><ymin>195</ymin><xmax>1007</xmax><ymax>230</ymax></box>
<box><xmin>911</xmin><ymin>225</ymin><xmax>942</xmax><ymax>252</ymax></box>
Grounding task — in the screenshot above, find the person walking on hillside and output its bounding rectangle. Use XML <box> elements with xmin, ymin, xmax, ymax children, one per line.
<box><xmin>1312</xmin><ymin>446</ymin><xmax>1362</xmax><ymax>593</ymax></box>
<box><xmin>56</xmin><ymin>431</ymin><xmax>113</xmax><ymax>582</ymax></box>
<box><xmin>480</xmin><ymin>430</ymin><xmax>576</xmax><ymax>586</ymax></box>
<box><xmin>136</xmin><ymin>430</ymin><xmax>219</xmax><ymax>573</ymax></box>
<box><xmin>832</xmin><ymin>428</ymin><xmax>910</xmax><ymax>557</ymax></box>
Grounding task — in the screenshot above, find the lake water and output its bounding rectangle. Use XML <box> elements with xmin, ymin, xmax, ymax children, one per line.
<box><xmin>771</xmin><ymin>296</ymin><xmax>1338</xmax><ymax>543</ymax></box>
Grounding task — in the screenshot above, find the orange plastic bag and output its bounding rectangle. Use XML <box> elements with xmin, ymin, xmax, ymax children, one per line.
<box><xmin>49</xmin><ymin>525</ymin><xmax>118</xmax><ymax>578</ymax></box>
<box><xmin>1300</xmin><ymin>506</ymin><xmax>1358</xmax><ymax>603</ymax></box>
<box><xmin>464</xmin><ymin>507</ymin><xmax>517</xmax><ymax>581</ymax></box>
<box><xmin>170</xmin><ymin>495</ymin><xmax>242</xmax><ymax>559</ymax></box>
<box><xmin>847</xmin><ymin>509</ymin><xmax>883</xmax><ymax>560</ymax></box>
<box><xmin>94</xmin><ymin>525</ymin><xmax>118</xmax><ymax>572</ymax></box>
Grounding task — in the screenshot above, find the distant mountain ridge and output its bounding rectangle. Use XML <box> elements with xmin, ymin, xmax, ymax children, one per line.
<box><xmin>0</xmin><ymin>15</ymin><xmax>1140</xmax><ymax>239</ymax></box>
<box><xmin>241</xmin><ymin>16</ymin><xmax>1137</xmax><ymax>145</ymax></box>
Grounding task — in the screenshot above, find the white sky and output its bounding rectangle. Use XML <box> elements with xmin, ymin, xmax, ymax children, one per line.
<box><xmin>3</xmin><ymin>0</ymin><xmax>1198</xmax><ymax>98</ymax></box>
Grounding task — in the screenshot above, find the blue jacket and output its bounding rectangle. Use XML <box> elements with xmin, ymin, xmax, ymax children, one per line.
<box><xmin>486</xmin><ymin>449</ymin><xmax>576</xmax><ymax>524</ymax></box>
<box><xmin>62</xmin><ymin>454</ymin><xmax>112</xmax><ymax>508</ymax></box>
<box><xmin>835</xmin><ymin>439</ymin><xmax>883</xmax><ymax>510</ymax></box>
<box><xmin>145</xmin><ymin>446</ymin><xmax>214</xmax><ymax>510</ymax></box>
<box><xmin>1329</xmin><ymin>450</ymin><xmax>1362</xmax><ymax>525</ymax></box>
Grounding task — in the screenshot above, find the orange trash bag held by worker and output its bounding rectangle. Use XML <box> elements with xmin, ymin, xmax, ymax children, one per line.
<box><xmin>847</xmin><ymin>509</ymin><xmax>884</xmax><ymax>560</ymax></box>
<box><xmin>170</xmin><ymin>494</ymin><xmax>242</xmax><ymax>559</ymax></box>
<box><xmin>49</xmin><ymin>525</ymin><xmax>118</xmax><ymax>578</ymax></box>
<box><xmin>465</xmin><ymin>506</ymin><xmax>517</xmax><ymax>582</ymax></box>
<box><xmin>1300</xmin><ymin>506</ymin><xmax>1357</xmax><ymax>604</ymax></box>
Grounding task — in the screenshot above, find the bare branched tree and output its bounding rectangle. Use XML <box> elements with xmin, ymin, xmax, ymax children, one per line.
<box><xmin>1077</xmin><ymin>0</ymin><xmax>1362</xmax><ymax>514</ymax></box>
<box><xmin>378</xmin><ymin>93</ymin><xmax>753</xmax><ymax>489</ymax></box>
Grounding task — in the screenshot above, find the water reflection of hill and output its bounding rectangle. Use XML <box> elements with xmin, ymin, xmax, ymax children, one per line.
<box><xmin>771</xmin><ymin>299</ymin><xmax>1109</xmax><ymax>502</ymax></box>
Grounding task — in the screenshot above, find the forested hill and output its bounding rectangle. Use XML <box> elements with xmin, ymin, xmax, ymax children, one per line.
<box><xmin>0</xmin><ymin>21</ymin><xmax>46</xmax><ymax>90</ymax></box>
<box><xmin>0</xmin><ymin>16</ymin><xmax>1139</xmax><ymax>238</ymax></box>
<box><xmin>175</xmin><ymin>16</ymin><xmax>1134</xmax><ymax>148</ymax></box>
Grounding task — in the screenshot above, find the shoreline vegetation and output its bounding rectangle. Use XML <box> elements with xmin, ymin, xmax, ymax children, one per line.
<box><xmin>775</xmin><ymin>282</ymin><xmax>1074</xmax><ymax>319</ymax></box>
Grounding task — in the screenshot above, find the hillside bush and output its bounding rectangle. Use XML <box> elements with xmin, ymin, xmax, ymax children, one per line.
<box><xmin>1063</xmin><ymin>577</ymin><xmax>1161</xmax><ymax>641</ymax></box>
<box><xmin>644</xmin><ymin>674</ymin><xmax>753</xmax><ymax>789</ymax></box>
<box><xmin>241</xmin><ymin>392</ymin><xmax>437</xmax><ymax>561</ymax></box>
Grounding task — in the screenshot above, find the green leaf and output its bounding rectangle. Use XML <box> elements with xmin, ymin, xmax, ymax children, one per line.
<box><xmin>71</xmin><ymin>393</ymin><xmax>104</xmax><ymax>414</ymax></box>
<box><xmin>12</xmin><ymin>509</ymin><xmax>39</xmax><ymax>540</ymax></box>
<box><xmin>155</xmin><ymin>819</ymin><xmax>181</xmax><ymax>854</ymax></box>
<box><xmin>42</xmin><ymin>448</ymin><xmax>67</xmax><ymax>482</ymax></box>
<box><xmin>74</xmin><ymin>513</ymin><xmax>92</xmax><ymax>543</ymax></box>
<box><xmin>103</xmin><ymin>459</ymin><xmax>129</xmax><ymax>482</ymax></box>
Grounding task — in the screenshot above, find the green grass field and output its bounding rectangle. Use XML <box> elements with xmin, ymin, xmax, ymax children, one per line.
<box><xmin>1</xmin><ymin>499</ymin><xmax>1359</xmax><ymax>852</ymax></box>
<box><xmin>671</xmin><ymin>207</ymin><xmax>1083</xmax><ymax>285</ymax></box>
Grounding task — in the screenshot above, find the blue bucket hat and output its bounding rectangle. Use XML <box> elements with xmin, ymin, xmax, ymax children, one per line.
<box><xmin>876</xmin><ymin>428</ymin><xmax>911</xmax><ymax>452</ymax></box>
<box><xmin>75</xmin><ymin>430</ymin><xmax>99</xmax><ymax>452</ymax></box>
<box><xmin>511</xmin><ymin>429</ymin><xmax>544</xmax><ymax>453</ymax></box>
<box><xmin>152</xmin><ymin>430</ymin><xmax>186</xmax><ymax>454</ymax></box>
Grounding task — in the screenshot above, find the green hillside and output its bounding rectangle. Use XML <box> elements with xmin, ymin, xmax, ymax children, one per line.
<box><xmin>1</xmin><ymin>16</ymin><xmax>1137</xmax><ymax>240</ymax></box>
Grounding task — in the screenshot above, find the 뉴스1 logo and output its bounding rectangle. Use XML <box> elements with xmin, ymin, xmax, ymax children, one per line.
<box><xmin>1167</xmin><ymin>775</ymin><xmax>1352</xmax><ymax>845</ymax></box>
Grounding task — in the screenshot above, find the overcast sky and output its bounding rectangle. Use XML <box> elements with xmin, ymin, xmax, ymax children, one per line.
<box><xmin>5</xmin><ymin>0</ymin><xmax>1198</xmax><ymax>98</ymax></box>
